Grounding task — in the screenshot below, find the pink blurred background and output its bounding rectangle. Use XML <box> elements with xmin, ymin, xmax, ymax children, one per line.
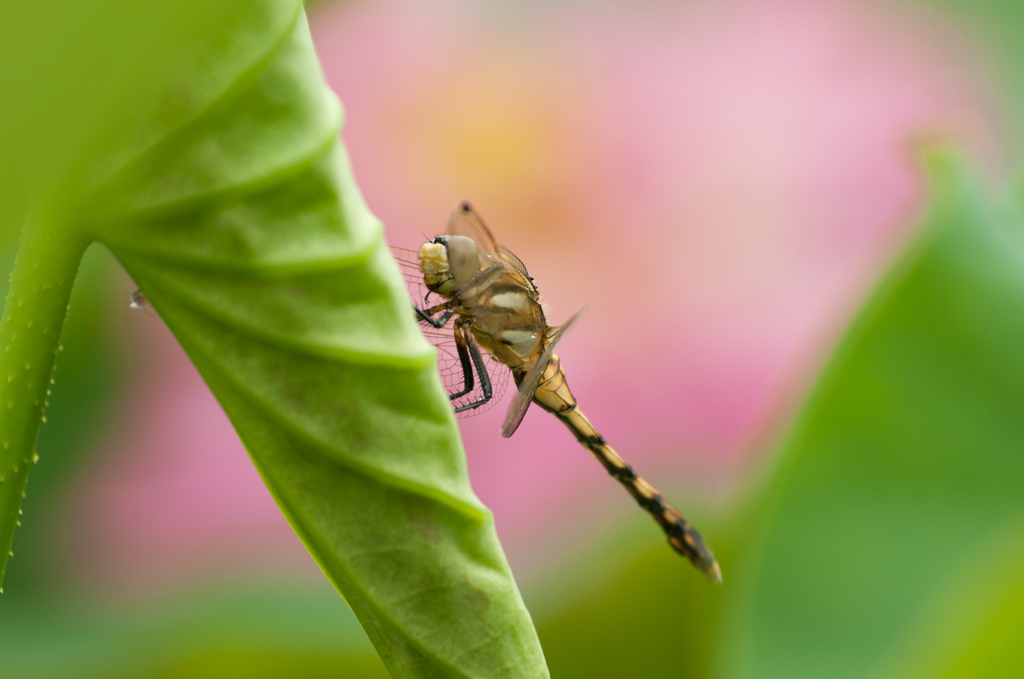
<box><xmin>66</xmin><ymin>0</ymin><xmax>997</xmax><ymax>595</ymax></box>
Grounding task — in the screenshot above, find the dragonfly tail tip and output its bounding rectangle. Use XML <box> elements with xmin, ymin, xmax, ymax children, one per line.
<box><xmin>705</xmin><ymin>561</ymin><xmax>723</xmax><ymax>585</ymax></box>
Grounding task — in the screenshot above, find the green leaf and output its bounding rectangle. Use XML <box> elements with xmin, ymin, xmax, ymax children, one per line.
<box><xmin>878</xmin><ymin>511</ymin><xmax>1024</xmax><ymax>679</ymax></box>
<box><xmin>715</xmin><ymin>147</ymin><xmax>1024</xmax><ymax>679</ymax></box>
<box><xmin>0</xmin><ymin>583</ymin><xmax>389</xmax><ymax>679</ymax></box>
<box><xmin>0</xmin><ymin>2</ymin><xmax>548</xmax><ymax>677</ymax></box>
<box><xmin>534</xmin><ymin>515</ymin><xmax>733</xmax><ymax>679</ymax></box>
<box><xmin>0</xmin><ymin>245</ymin><xmax>125</xmax><ymax>596</ymax></box>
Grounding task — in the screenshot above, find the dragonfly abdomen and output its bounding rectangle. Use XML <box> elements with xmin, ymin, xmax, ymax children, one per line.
<box><xmin>530</xmin><ymin>354</ymin><xmax>722</xmax><ymax>584</ymax></box>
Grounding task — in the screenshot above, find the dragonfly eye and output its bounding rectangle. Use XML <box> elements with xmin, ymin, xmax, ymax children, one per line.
<box><xmin>445</xmin><ymin>235</ymin><xmax>482</xmax><ymax>285</ymax></box>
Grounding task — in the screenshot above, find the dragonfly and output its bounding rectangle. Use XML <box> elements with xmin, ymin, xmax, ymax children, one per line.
<box><xmin>393</xmin><ymin>202</ymin><xmax>721</xmax><ymax>583</ymax></box>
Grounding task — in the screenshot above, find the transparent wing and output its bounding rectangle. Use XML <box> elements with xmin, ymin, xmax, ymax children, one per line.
<box><xmin>501</xmin><ymin>306</ymin><xmax>585</xmax><ymax>438</ymax></box>
<box><xmin>447</xmin><ymin>201</ymin><xmax>537</xmax><ymax>294</ymax></box>
<box><xmin>446</xmin><ymin>201</ymin><xmax>499</xmax><ymax>256</ymax></box>
<box><xmin>392</xmin><ymin>245</ymin><xmax>510</xmax><ymax>416</ymax></box>
<box><xmin>497</xmin><ymin>245</ymin><xmax>533</xmax><ymax>284</ymax></box>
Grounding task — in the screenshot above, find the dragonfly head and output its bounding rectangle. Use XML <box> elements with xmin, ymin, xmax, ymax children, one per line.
<box><xmin>419</xmin><ymin>235</ymin><xmax>481</xmax><ymax>297</ymax></box>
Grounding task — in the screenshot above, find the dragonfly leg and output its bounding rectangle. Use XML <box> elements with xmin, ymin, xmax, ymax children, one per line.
<box><xmin>453</xmin><ymin>323</ymin><xmax>494</xmax><ymax>413</ymax></box>
<box><xmin>414</xmin><ymin>302</ymin><xmax>452</xmax><ymax>328</ymax></box>
<box><xmin>448</xmin><ymin>319</ymin><xmax>476</xmax><ymax>400</ymax></box>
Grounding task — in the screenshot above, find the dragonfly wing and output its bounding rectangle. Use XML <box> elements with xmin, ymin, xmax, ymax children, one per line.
<box><xmin>494</xmin><ymin>244</ymin><xmax>540</xmax><ymax>299</ymax></box>
<box><xmin>497</xmin><ymin>245</ymin><xmax>532</xmax><ymax>280</ymax></box>
<box><xmin>429</xmin><ymin>327</ymin><xmax>512</xmax><ymax>416</ymax></box>
<box><xmin>447</xmin><ymin>202</ymin><xmax>536</xmax><ymax>283</ymax></box>
<box><xmin>390</xmin><ymin>245</ymin><xmax>511</xmax><ymax>417</ymax></box>
<box><xmin>391</xmin><ymin>246</ymin><xmax>429</xmax><ymax>304</ymax></box>
<box><xmin>501</xmin><ymin>306</ymin><xmax>585</xmax><ymax>438</ymax></box>
<box><xmin>455</xmin><ymin>264</ymin><xmax>506</xmax><ymax>299</ymax></box>
<box><xmin>446</xmin><ymin>201</ymin><xmax>500</xmax><ymax>256</ymax></box>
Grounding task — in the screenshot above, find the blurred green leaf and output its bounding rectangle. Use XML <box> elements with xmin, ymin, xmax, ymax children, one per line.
<box><xmin>878</xmin><ymin>511</ymin><xmax>1024</xmax><ymax>679</ymax></box>
<box><xmin>534</xmin><ymin>513</ymin><xmax>734</xmax><ymax>679</ymax></box>
<box><xmin>0</xmin><ymin>2</ymin><xmax>547</xmax><ymax>677</ymax></box>
<box><xmin>0</xmin><ymin>245</ymin><xmax>125</xmax><ymax>596</ymax></box>
<box><xmin>715</xmin><ymin>148</ymin><xmax>1024</xmax><ymax>679</ymax></box>
<box><xmin>0</xmin><ymin>583</ymin><xmax>388</xmax><ymax>679</ymax></box>
<box><xmin>0</xmin><ymin>2</ymin><xmax>302</xmax><ymax>246</ymax></box>
<box><xmin>932</xmin><ymin>544</ymin><xmax>1024</xmax><ymax>677</ymax></box>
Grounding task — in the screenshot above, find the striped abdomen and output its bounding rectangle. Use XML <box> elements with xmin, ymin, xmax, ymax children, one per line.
<box><xmin>525</xmin><ymin>355</ymin><xmax>722</xmax><ymax>583</ymax></box>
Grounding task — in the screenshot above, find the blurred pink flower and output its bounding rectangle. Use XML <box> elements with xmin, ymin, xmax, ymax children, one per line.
<box><xmin>314</xmin><ymin>0</ymin><xmax>995</xmax><ymax>565</ymax></box>
<box><xmin>70</xmin><ymin>0</ymin><xmax>996</xmax><ymax>591</ymax></box>
<box><xmin>67</xmin><ymin>308</ymin><xmax>322</xmax><ymax>595</ymax></box>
